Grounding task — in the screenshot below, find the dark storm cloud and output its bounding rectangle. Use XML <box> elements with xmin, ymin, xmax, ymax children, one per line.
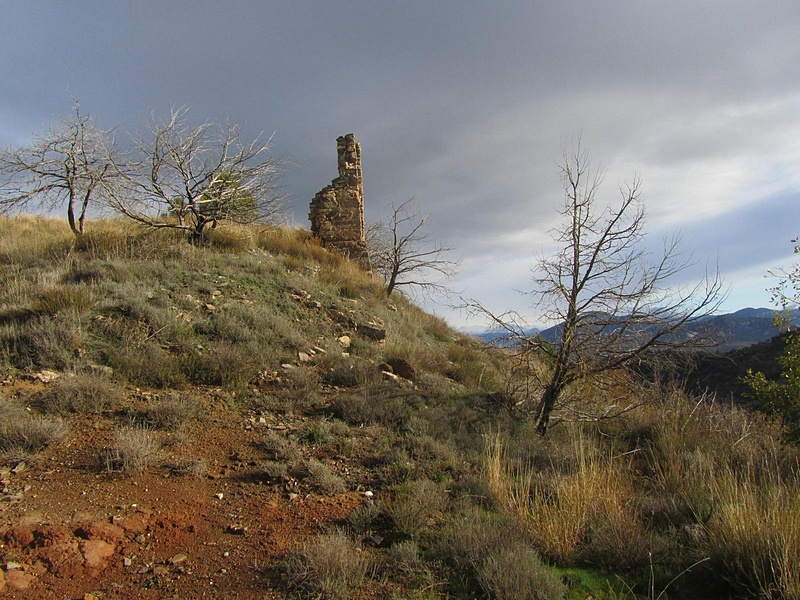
<box><xmin>1</xmin><ymin>1</ymin><xmax>799</xmax><ymax>325</ymax></box>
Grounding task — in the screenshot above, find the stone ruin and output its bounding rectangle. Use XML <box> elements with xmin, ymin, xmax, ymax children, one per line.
<box><xmin>309</xmin><ymin>134</ymin><xmax>371</xmax><ymax>270</ymax></box>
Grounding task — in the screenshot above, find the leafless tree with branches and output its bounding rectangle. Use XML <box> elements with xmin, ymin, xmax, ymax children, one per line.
<box><xmin>468</xmin><ymin>141</ymin><xmax>725</xmax><ymax>435</ymax></box>
<box><xmin>0</xmin><ymin>102</ymin><xmax>117</xmax><ymax>236</ymax></box>
<box><xmin>105</xmin><ymin>107</ymin><xmax>287</xmax><ymax>243</ymax></box>
<box><xmin>368</xmin><ymin>198</ymin><xmax>459</xmax><ymax>297</ymax></box>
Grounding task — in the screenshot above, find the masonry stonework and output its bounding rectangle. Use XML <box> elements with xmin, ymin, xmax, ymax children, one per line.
<box><xmin>309</xmin><ymin>134</ymin><xmax>371</xmax><ymax>269</ymax></box>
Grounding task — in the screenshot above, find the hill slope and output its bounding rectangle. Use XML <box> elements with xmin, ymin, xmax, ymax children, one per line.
<box><xmin>0</xmin><ymin>216</ymin><xmax>511</xmax><ymax>599</ymax></box>
<box><xmin>1</xmin><ymin>216</ymin><xmax>799</xmax><ymax>600</ymax></box>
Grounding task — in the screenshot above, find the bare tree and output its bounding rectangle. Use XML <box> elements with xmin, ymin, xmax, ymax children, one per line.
<box><xmin>368</xmin><ymin>198</ymin><xmax>459</xmax><ymax>296</ymax></box>
<box><xmin>469</xmin><ymin>141</ymin><xmax>724</xmax><ymax>435</ymax></box>
<box><xmin>106</xmin><ymin>108</ymin><xmax>287</xmax><ymax>243</ymax></box>
<box><xmin>0</xmin><ymin>102</ymin><xmax>116</xmax><ymax>236</ymax></box>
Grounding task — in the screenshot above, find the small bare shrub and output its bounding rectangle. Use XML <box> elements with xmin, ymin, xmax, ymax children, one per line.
<box><xmin>331</xmin><ymin>385</ymin><xmax>414</xmax><ymax>430</ymax></box>
<box><xmin>1</xmin><ymin>313</ymin><xmax>84</xmax><ymax>370</ymax></box>
<box><xmin>188</xmin><ymin>341</ymin><xmax>259</xmax><ymax>394</ymax></box>
<box><xmin>166</xmin><ymin>458</ymin><xmax>207</xmax><ymax>478</ymax></box>
<box><xmin>383</xmin><ymin>479</ymin><xmax>448</xmax><ymax>538</ymax></box>
<box><xmin>104</xmin><ymin>427</ymin><xmax>159</xmax><ymax>474</ymax></box>
<box><xmin>285</xmin><ymin>529</ymin><xmax>371</xmax><ymax>599</ymax></box>
<box><xmin>387</xmin><ymin>540</ymin><xmax>422</xmax><ymax>573</ymax></box>
<box><xmin>477</xmin><ymin>545</ymin><xmax>566</xmax><ymax>600</ymax></box>
<box><xmin>109</xmin><ymin>341</ymin><xmax>186</xmax><ymax>388</ymax></box>
<box><xmin>0</xmin><ymin>399</ymin><xmax>69</xmax><ymax>462</ymax></box>
<box><xmin>305</xmin><ymin>459</ymin><xmax>347</xmax><ymax>494</ymax></box>
<box><xmin>260</xmin><ymin>366</ymin><xmax>322</xmax><ymax>413</ymax></box>
<box><xmin>260</xmin><ymin>460</ymin><xmax>288</xmax><ymax>480</ymax></box>
<box><xmin>260</xmin><ymin>430</ymin><xmax>301</xmax><ymax>462</ymax></box>
<box><xmin>347</xmin><ymin>501</ymin><xmax>381</xmax><ymax>535</ymax></box>
<box><xmin>36</xmin><ymin>373</ymin><xmax>123</xmax><ymax>414</ymax></box>
<box><xmin>140</xmin><ymin>394</ymin><xmax>199</xmax><ymax>431</ymax></box>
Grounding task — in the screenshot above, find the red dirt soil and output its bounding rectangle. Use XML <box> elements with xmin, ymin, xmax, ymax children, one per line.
<box><xmin>0</xmin><ymin>381</ymin><xmax>377</xmax><ymax>599</ymax></box>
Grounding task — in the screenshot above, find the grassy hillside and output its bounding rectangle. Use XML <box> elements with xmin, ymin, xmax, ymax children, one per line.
<box><xmin>1</xmin><ymin>216</ymin><xmax>799</xmax><ymax>599</ymax></box>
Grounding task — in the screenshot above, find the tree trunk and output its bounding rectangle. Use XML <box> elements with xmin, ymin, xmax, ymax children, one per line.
<box><xmin>534</xmin><ymin>382</ymin><xmax>563</xmax><ymax>436</ymax></box>
<box><xmin>386</xmin><ymin>267</ymin><xmax>398</xmax><ymax>296</ymax></box>
<box><xmin>67</xmin><ymin>198</ymin><xmax>80</xmax><ymax>236</ymax></box>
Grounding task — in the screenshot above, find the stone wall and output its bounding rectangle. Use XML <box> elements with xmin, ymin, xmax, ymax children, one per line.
<box><xmin>309</xmin><ymin>134</ymin><xmax>371</xmax><ymax>269</ymax></box>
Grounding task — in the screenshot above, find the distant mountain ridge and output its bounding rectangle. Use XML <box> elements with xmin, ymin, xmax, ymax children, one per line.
<box><xmin>474</xmin><ymin>308</ymin><xmax>800</xmax><ymax>351</ymax></box>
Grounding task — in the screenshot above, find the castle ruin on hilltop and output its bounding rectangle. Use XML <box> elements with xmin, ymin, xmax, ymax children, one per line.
<box><xmin>309</xmin><ymin>134</ymin><xmax>371</xmax><ymax>270</ymax></box>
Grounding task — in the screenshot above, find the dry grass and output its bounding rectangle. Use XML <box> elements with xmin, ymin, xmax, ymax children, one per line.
<box><xmin>486</xmin><ymin>429</ymin><xmax>642</xmax><ymax>566</ymax></box>
<box><xmin>704</xmin><ymin>466</ymin><xmax>800</xmax><ymax>598</ymax></box>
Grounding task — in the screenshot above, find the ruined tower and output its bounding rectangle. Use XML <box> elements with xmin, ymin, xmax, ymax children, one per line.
<box><xmin>309</xmin><ymin>134</ymin><xmax>371</xmax><ymax>269</ymax></box>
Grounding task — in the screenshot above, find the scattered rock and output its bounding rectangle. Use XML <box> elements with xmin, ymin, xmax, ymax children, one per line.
<box><xmin>12</xmin><ymin>461</ymin><xmax>26</xmax><ymax>474</ymax></box>
<box><xmin>225</xmin><ymin>524</ymin><xmax>246</xmax><ymax>535</ymax></box>
<box><xmin>382</xmin><ymin>371</ymin><xmax>400</xmax><ymax>383</ymax></box>
<box><xmin>168</xmin><ymin>553</ymin><xmax>188</xmax><ymax>566</ymax></box>
<box><xmin>385</xmin><ymin>357</ymin><xmax>416</xmax><ymax>381</ymax></box>
<box><xmin>86</xmin><ymin>363</ymin><xmax>114</xmax><ymax>378</ymax></box>
<box><xmin>4</xmin><ymin>568</ymin><xmax>35</xmax><ymax>591</ymax></box>
<box><xmin>337</xmin><ymin>335</ymin><xmax>351</xmax><ymax>349</ymax></box>
<box><xmin>357</xmin><ymin>323</ymin><xmax>386</xmax><ymax>341</ymax></box>
<box><xmin>215</xmin><ymin>493</ymin><xmax>224</xmax><ymax>500</ymax></box>
<box><xmin>363</xmin><ymin>534</ymin><xmax>384</xmax><ymax>547</ymax></box>
<box><xmin>81</xmin><ymin>539</ymin><xmax>116</xmax><ymax>573</ymax></box>
<box><xmin>31</xmin><ymin>370</ymin><xmax>60</xmax><ymax>383</ymax></box>
<box><xmin>204</xmin><ymin>303</ymin><xmax>216</xmax><ymax>313</ymax></box>
<box><xmin>298</xmin><ymin>351</ymin><xmax>312</xmax><ymax>363</ymax></box>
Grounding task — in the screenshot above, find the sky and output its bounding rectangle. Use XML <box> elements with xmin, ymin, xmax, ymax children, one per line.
<box><xmin>1</xmin><ymin>1</ymin><xmax>799</xmax><ymax>329</ymax></box>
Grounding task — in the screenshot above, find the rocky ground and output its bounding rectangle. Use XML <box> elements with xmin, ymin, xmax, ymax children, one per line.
<box><xmin>0</xmin><ymin>378</ymin><xmax>385</xmax><ymax>599</ymax></box>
